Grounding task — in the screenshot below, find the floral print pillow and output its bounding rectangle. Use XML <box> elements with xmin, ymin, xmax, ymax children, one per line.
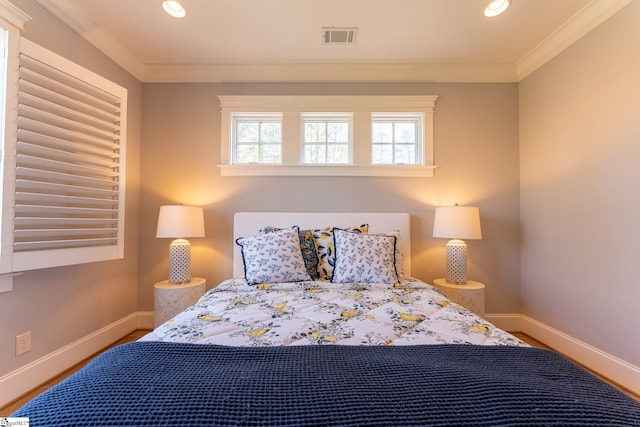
<box><xmin>313</xmin><ymin>224</ymin><xmax>368</xmax><ymax>281</ymax></box>
<box><xmin>332</xmin><ymin>228</ymin><xmax>398</xmax><ymax>284</ymax></box>
<box><xmin>236</xmin><ymin>227</ymin><xmax>312</xmax><ymax>285</ymax></box>
<box><xmin>373</xmin><ymin>230</ymin><xmax>404</xmax><ymax>277</ymax></box>
<box><xmin>260</xmin><ymin>226</ymin><xmax>321</xmax><ymax>280</ymax></box>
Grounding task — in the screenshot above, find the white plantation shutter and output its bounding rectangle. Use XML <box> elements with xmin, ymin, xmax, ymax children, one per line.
<box><xmin>9</xmin><ymin>38</ymin><xmax>126</xmax><ymax>271</ymax></box>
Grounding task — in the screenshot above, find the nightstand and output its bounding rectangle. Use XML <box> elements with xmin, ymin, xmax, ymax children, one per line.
<box><xmin>154</xmin><ymin>277</ymin><xmax>206</xmax><ymax>327</ymax></box>
<box><xmin>432</xmin><ymin>278</ymin><xmax>485</xmax><ymax>317</ymax></box>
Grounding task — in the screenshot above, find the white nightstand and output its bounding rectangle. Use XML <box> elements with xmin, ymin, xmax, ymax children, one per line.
<box><xmin>154</xmin><ymin>277</ymin><xmax>206</xmax><ymax>327</ymax></box>
<box><xmin>432</xmin><ymin>278</ymin><xmax>485</xmax><ymax>317</ymax></box>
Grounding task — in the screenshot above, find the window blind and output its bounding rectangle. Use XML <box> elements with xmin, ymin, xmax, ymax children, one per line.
<box><xmin>10</xmin><ymin>38</ymin><xmax>127</xmax><ymax>271</ymax></box>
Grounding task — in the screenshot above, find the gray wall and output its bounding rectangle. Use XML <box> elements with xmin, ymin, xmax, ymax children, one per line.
<box><xmin>519</xmin><ymin>1</ymin><xmax>640</xmax><ymax>366</ymax></box>
<box><xmin>138</xmin><ymin>82</ymin><xmax>521</xmax><ymax>315</ymax></box>
<box><xmin>0</xmin><ymin>0</ymin><xmax>142</xmax><ymax>375</ymax></box>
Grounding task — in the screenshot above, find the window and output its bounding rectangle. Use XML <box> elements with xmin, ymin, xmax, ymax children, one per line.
<box><xmin>0</xmin><ymin>34</ymin><xmax>127</xmax><ymax>281</ymax></box>
<box><xmin>0</xmin><ymin>27</ymin><xmax>9</xmax><ymax>291</ymax></box>
<box><xmin>219</xmin><ymin>95</ymin><xmax>437</xmax><ymax>177</ymax></box>
<box><xmin>1</xmin><ymin>5</ymin><xmax>30</xmax><ymax>291</ymax></box>
<box><xmin>302</xmin><ymin>114</ymin><xmax>351</xmax><ymax>164</ymax></box>
<box><xmin>372</xmin><ymin>114</ymin><xmax>423</xmax><ymax>165</ymax></box>
<box><xmin>233</xmin><ymin>114</ymin><xmax>281</xmax><ymax>164</ymax></box>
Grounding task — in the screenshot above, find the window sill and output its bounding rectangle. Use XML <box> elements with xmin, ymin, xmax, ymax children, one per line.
<box><xmin>0</xmin><ymin>272</ymin><xmax>21</xmax><ymax>293</ymax></box>
<box><xmin>219</xmin><ymin>164</ymin><xmax>436</xmax><ymax>177</ymax></box>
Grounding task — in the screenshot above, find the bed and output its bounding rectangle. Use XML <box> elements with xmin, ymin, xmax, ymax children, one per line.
<box><xmin>12</xmin><ymin>212</ymin><xmax>640</xmax><ymax>426</ymax></box>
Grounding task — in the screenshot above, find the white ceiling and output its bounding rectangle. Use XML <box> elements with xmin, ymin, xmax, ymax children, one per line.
<box><xmin>35</xmin><ymin>0</ymin><xmax>631</xmax><ymax>83</ymax></box>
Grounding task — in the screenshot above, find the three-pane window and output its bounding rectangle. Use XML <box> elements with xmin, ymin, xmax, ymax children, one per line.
<box><xmin>219</xmin><ymin>95</ymin><xmax>437</xmax><ymax>177</ymax></box>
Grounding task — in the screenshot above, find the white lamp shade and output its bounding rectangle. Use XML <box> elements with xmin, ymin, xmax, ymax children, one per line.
<box><xmin>433</xmin><ymin>206</ymin><xmax>482</xmax><ymax>240</ymax></box>
<box><xmin>156</xmin><ymin>205</ymin><xmax>205</xmax><ymax>238</ymax></box>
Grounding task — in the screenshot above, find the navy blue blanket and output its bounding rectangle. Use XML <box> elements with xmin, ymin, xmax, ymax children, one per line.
<box><xmin>14</xmin><ymin>342</ymin><xmax>640</xmax><ymax>426</ymax></box>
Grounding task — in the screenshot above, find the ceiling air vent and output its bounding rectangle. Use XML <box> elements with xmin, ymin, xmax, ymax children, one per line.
<box><xmin>322</xmin><ymin>27</ymin><xmax>358</xmax><ymax>44</ymax></box>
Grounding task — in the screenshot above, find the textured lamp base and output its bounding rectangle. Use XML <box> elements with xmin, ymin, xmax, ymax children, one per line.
<box><xmin>445</xmin><ymin>239</ymin><xmax>467</xmax><ymax>284</ymax></box>
<box><xmin>169</xmin><ymin>238</ymin><xmax>191</xmax><ymax>283</ymax></box>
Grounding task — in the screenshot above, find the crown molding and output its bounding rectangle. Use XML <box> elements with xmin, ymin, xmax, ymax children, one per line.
<box><xmin>517</xmin><ymin>0</ymin><xmax>633</xmax><ymax>80</ymax></box>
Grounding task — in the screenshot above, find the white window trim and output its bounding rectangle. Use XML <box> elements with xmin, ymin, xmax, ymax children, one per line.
<box><xmin>0</xmin><ymin>1</ymin><xmax>31</xmax><ymax>32</ymax></box>
<box><xmin>218</xmin><ymin>164</ymin><xmax>436</xmax><ymax>177</ymax></box>
<box><xmin>219</xmin><ymin>95</ymin><xmax>437</xmax><ymax>177</ymax></box>
<box><xmin>1</xmin><ymin>33</ymin><xmax>127</xmax><ymax>281</ymax></box>
<box><xmin>0</xmin><ymin>3</ymin><xmax>31</xmax><ymax>292</ymax></box>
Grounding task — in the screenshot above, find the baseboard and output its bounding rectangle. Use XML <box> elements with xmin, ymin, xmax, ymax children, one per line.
<box><xmin>0</xmin><ymin>313</ymin><xmax>138</xmax><ymax>407</ymax></box>
<box><xmin>137</xmin><ymin>311</ymin><xmax>154</xmax><ymax>330</ymax></box>
<box><xmin>521</xmin><ymin>315</ymin><xmax>640</xmax><ymax>396</ymax></box>
<box><xmin>485</xmin><ymin>313</ymin><xmax>521</xmax><ymax>332</ymax></box>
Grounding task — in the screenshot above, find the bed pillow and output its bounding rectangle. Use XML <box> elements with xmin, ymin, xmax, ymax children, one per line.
<box><xmin>236</xmin><ymin>227</ymin><xmax>312</xmax><ymax>285</ymax></box>
<box><xmin>332</xmin><ymin>228</ymin><xmax>399</xmax><ymax>284</ymax></box>
<box><xmin>260</xmin><ymin>226</ymin><xmax>321</xmax><ymax>280</ymax></box>
<box><xmin>313</xmin><ymin>224</ymin><xmax>368</xmax><ymax>281</ymax></box>
<box><xmin>298</xmin><ymin>228</ymin><xmax>321</xmax><ymax>279</ymax></box>
<box><xmin>373</xmin><ymin>231</ymin><xmax>404</xmax><ymax>277</ymax></box>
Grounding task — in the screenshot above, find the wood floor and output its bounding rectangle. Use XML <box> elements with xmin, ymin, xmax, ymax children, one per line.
<box><xmin>1</xmin><ymin>331</ymin><xmax>638</xmax><ymax>416</ymax></box>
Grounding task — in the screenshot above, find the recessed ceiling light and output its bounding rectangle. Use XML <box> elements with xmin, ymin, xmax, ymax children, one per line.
<box><xmin>484</xmin><ymin>0</ymin><xmax>510</xmax><ymax>17</ymax></box>
<box><xmin>162</xmin><ymin>0</ymin><xmax>186</xmax><ymax>18</ymax></box>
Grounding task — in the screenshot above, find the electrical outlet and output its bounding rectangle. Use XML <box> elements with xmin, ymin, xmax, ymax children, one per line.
<box><xmin>16</xmin><ymin>331</ymin><xmax>31</xmax><ymax>356</ymax></box>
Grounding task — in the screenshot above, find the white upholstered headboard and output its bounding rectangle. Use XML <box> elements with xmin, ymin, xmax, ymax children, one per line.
<box><xmin>233</xmin><ymin>212</ymin><xmax>411</xmax><ymax>278</ymax></box>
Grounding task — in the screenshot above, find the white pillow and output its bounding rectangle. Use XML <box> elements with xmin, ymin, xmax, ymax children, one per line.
<box><xmin>373</xmin><ymin>231</ymin><xmax>404</xmax><ymax>278</ymax></box>
<box><xmin>332</xmin><ymin>228</ymin><xmax>399</xmax><ymax>284</ymax></box>
<box><xmin>312</xmin><ymin>224</ymin><xmax>368</xmax><ymax>281</ymax></box>
<box><xmin>236</xmin><ymin>227</ymin><xmax>311</xmax><ymax>285</ymax></box>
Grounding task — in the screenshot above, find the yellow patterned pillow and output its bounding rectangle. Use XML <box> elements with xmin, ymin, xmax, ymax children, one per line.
<box><xmin>313</xmin><ymin>224</ymin><xmax>368</xmax><ymax>280</ymax></box>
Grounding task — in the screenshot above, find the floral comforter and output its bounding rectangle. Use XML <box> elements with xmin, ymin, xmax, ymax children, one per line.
<box><xmin>146</xmin><ymin>277</ymin><xmax>526</xmax><ymax>347</ymax></box>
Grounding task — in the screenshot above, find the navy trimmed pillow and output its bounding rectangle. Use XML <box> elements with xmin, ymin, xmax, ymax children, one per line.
<box><xmin>373</xmin><ymin>230</ymin><xmax>405</xmax><ymax>278</ymax></box>
<box><xmin>313</xmin><ymin>224</ymin><xmax>368</xmax><ymax>281</ymax></box>
<box><xmin>236</xmin><ymin>227</ymin><xmax>312</xmax><ymax>285</ymax></box>
<box><xmin>260</xmin><ymin>226</ymin><xmax>320</xmax><ymax>280</ymax></box>
<box><xmin>332</xmin><ymin>228</ymin><xmax>399</xmax><ymax>284</ymax></box>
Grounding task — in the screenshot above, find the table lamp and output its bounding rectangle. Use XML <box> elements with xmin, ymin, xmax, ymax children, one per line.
<box><xmin>156</xmin><ymin>205</ymin><xmax>205</xmax><ymax>283</ymax></box>
<box><xmin>433</xmin><ymin>205</ymin><xmax>482</xmax><ymax>284</ymax></box>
